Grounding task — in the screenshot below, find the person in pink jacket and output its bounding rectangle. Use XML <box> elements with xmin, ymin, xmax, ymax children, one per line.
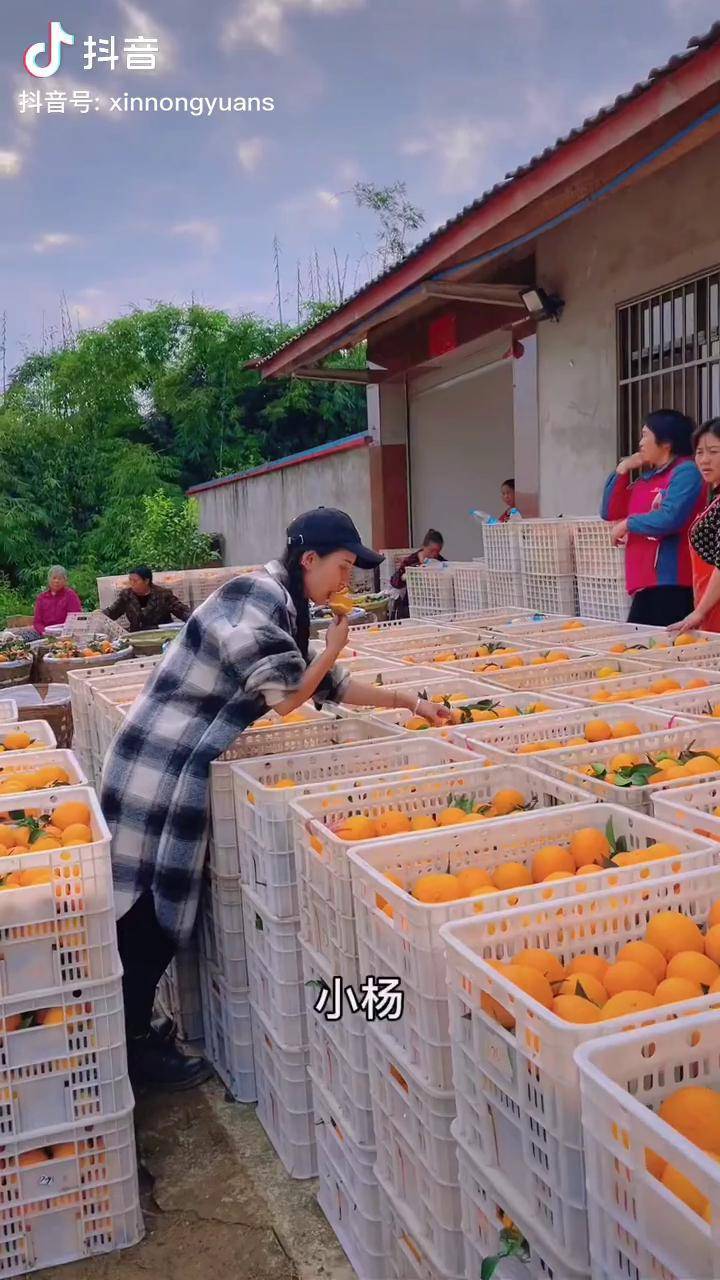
<box><xmin>33</xmin><ymin>565</ymin><xmax>83</xmax><ymax>635</ymax></box>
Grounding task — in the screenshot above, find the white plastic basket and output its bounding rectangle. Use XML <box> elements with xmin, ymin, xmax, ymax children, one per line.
<box><xmin>208</xmin><ymin>869</ymin><xmax>248</xmax><ymax>991</ymax></box>
<box><xmin>251</xmin><ymin>1002</ymin><xmax>316</xmax><ymax>1178</ymax></box>
<box><xmin>554</xmin><ymin>665</ymin><xmax>720</xmax><ymax>707</ymax></box>
<box><xmin>0</xmin><ymin>1105</ymin><xmax>142</xmax><ymax>1276</ymax></box>
<box><xmin>454</xmin><ymin>702</ymin><xmax>693</xmax><ymax>763</ymax></box>
<box><xmin>652</xmin><ymin>776</ymin><xmax>720</xmax><ymax>836</ymax></box>
<box><xmin>577</xmin><ymin>1012</ymin><xmax>720</xmax><ymax>1280</ymax></box>
<box><xmin>0</xmin><ymin>748</ymin><xmax>86</xmax><ymax>797</ymax></box>
<box><xmin>571</xmin><ymin>518</ymin><xmax>625</xmax><ymax>578</ymax></box>
<box><xmin>450</xmin><ymin>562</ymin><xmax>490</xmax><ymax>614</ymax></box>
<box><xmin>461</xmin><ymin>653</ymin><xmax>651</xmax><ymax>692</ymax></box>
<box><xmin>0</xmin><ymin>975</ymin><xmax>131</xmax><ymax>1141</ymax></box>
<box><xmin>302</xmin><ymin>937</ymin><xmax>374</xmax><ymax>1144</ymax></box>
<box><xmin>314</xmin><ymin>1071</ymin><xmax>386</xmax><ymax>1278</ymax></box>
<box><xmin>486</xmin><ymin>569</ymin><xmax>526</xmax><ymax>609</ymax></box>
<box><xmin>200</xmin><ymin>958</ymin><xmax>256</xmax><ymax>1102</ymax></box>
<box><xmin>0</xmin><ymin>721</ymin><xmax>56</xmax><ymax>750</ymax></box>
<box><xmin>349</xmin><ymin>803</ymin><xmax>713</xmax><ymax>1088</ymax></box>
<box><xmin>155</xmin><ymin>943</ymin><xmax>203</xmax><ymax>1042</ymax></box>
<box><xmin>439</xmin><ymin>864</ymin><xmax>720</xmax><ymax>1268</ymax></box>
<box><xmin>243</xmin><ymin>882</ymin><xmax>305</xmax><ymax>1049</ymax></box>
<box><xmin>483</xmin><ymin>523</ymin><xmax>523</xmax><ymax>574</ymax></box>
<box><xmin>380</xmin><ymin>1168</ymin><xmax>465</xmax><ymax>1280</ymax></box>
<box><xmin>644</xmin><ymin>687</ymin><xmax>720</xmax><ymax>720</ymax></box>
<box><xmin>576</xmin><ymin>575</ymin><xmax>632</xmax><ymax>622</ymax></box>
<box><xmin>543</xmin><ymin>722</ymin><xmax>720</xmax><ymax>811</ymax></box>
<box><xmin>405</xmin><ymin>565</ymin><xmax>457</xmax><ymax>618</ymax></box>
<box><xmin>292</xmin><ymin>764</ymin><xmax>592</xmax><ymax>990</ymax></box>
<box><xmin>519</xmin><ymin>520</ymin><xmax>576</xmax><ymax>577</ymax></box>
<box><xmin>0</xmin><ymin>700</ymin><xmax>19</xmax><ymax>723</ymax></box>
<box><xmin>455</xmin><ymin>1129</ymin><xmax>589</xmax><ymax>1280</ymax></box>
<box><xmin>522</xmin><ymin>573</ymin><xmax>577</xmax><ymax>616</ymax></box>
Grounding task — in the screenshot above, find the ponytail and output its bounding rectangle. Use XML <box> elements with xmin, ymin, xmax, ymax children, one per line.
<box><xmin>281</xmin><ymin>544</ymin><xmax>310</xmax><ymax>662</ymax></box>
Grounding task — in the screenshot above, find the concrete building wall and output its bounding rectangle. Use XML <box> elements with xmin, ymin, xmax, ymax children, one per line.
<box><xmin>408</xmin><ymin>342</ymin><xmax>514</xmax><ymax>559</ymax></box>
<box><xmin>536</xmin><ymin>135</ymin><xmax>720</xmax><ymax>517</ymax></box>
<box><xmin>194</xmin><ymin>446</ymin><xmax>373</xmax><ymax>566</ymax></box>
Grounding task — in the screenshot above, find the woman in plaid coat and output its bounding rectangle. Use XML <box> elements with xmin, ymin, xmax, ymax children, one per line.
<box><xmin>102</xmin><ymin>508</ymin><xmax>449</xmax><ymax>1089</ymax></box>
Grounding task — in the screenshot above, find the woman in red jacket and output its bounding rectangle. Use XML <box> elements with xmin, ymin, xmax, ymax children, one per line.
<box><xmin>671</xmin><ymin>419</ymin><xmax>720</xmax><ymax>634</ymax></box>
<box><xmin>33</xmin><ymin>565</ymin><xmax>83</xmax><ymax>636</ymax></box>
<box><xmin>601</xmin><ymin>409</ymin><xmax>703</xmax><ymax>626</ymax></box>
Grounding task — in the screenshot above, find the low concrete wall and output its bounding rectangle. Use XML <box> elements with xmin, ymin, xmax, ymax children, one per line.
<box><xmin>193</xmin><ymin>443</ymin><xmax>373</xmax><ymax>567</ymax></box>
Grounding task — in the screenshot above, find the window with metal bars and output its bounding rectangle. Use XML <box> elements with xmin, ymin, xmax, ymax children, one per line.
<box><xmin>617</xmin><ymin>267</ymin><xmax>720</xmax><ymax>457</ymax></box>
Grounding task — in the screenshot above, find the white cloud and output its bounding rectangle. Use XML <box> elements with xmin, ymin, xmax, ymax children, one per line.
<box><xmin>317</xmin><ymin>189</ymin><xmax>340</xmax><ymax>208</ymax></box>
<box><xmin>117</xmin><ymin>0</ymin><xmax>178</xmax><ymax>71</ymax></box>
<box><xmin>172</xmin><ymin>219</ymin><xmax>220</xmax><ymax>251</ymax></box>
<box><xmin>223</xmin><ymin>0</ymin><xmax>363</xmax><ymax>54</ymax></box>
<box><xmin>237</xmin><ymin>137</ymin><xmax>265</xmax><ymax>172</ymax></box>
<box><xmin>33</xmin><ymin>232</ymin><xmax>79</xmax><ymax>253</ymax></box>
<box><xmin>401</xmin><ymin>119</ymin><xmax>510</xmax><ymax>194</ymax></box>
<box><xmin>0</xmin><ymin>151</ymin><xmax>22</xmax><ymax>178</ymax></box>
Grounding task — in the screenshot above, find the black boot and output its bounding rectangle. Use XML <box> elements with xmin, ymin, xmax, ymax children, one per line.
<box><xmin>128</xmin><ymin>1035</ymin><xmax>214</xmax><ymax>1091</ymax></box>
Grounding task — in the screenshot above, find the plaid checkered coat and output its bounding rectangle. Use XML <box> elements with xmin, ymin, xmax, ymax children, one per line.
<box><xmin>101</xmin><ymin>563</ymin><xmax>347</xmax><ymax>944</ymax></box>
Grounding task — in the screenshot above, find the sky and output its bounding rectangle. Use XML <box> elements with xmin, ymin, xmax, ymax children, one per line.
<box><xmin>1</xmin><ymin>0</ymin><xmax>719</xmax><ymax>371</ymax></box>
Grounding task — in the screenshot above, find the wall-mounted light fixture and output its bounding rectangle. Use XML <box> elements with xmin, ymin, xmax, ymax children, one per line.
<box><xmin>520</xmin><ymin>287</ymin><xmax>565</xmax><ymax>322</ymax></box>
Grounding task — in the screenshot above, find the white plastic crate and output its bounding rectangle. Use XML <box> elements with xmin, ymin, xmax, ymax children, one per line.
<box><xmin>363</xmin><ymin>629</ymin><xmax>481</xmax><ymax>657</ymax></box>
<box><xmin>380</xmin><ymin>1169</ymin><xmax>465</xmax><ymax>1280</ymax></box>
<box><xmin>405</xmin><ymin>565</ymin><xmax>457</xmax><ymax>618</ymax></box>
<box><xmin>644</xmin><ymin>687</ymin><xmax>720</xmax><ymax>720</ymax></box>
<box><xmin>155</xmin><ymin>943</ymin><xmax>203</xmax><ymax>1042</ymax></box>
<box><xmin>571</xmin><ymin>518</ymin><xmax>625</xmax><ymax>578</ymax></box>
<box><xmin>200</xmin><ymin>958</ymin><xmax>256</xmax><ymax>1102</ymax></box>
<box><xmin>455</xmin><ymin>1130</ymin><xmax>589</xmax><ymax>1280</ymax></box>
<box><xmin>367</xmin><ymin>1024</ymin><xmax>457</xmax><ymax>1187</ymax></box>
<box><xmin>454</xmin><ymin>701</ymin><xmax>692</xmax><ymax>763</ymax></box>
<box><xmin>519</xmin><ymin>520</ymin><xmax>576</xmax><ymax>577</ymax></box>
<box><xmin>576</xmin><ymin>574</ymin><xmax>631</xmax><ymax>622</ymax></box>
<box><xmin>522</xmin><ymin>573</ymin><xmax>577</xmax><ymax>616</ymax></box>
<box><xmin>0</xmin><ymin>721</ymin><xmax>56</xmax><ymax>750</ymax></box>
<box><xmin>0</xmin><ymin>975</ymin><xmax>131</xmax><ymax>1140</ymax></box>
<box><xmin>335</xmin><ymin>656</ymin><xmax>406</xmax><ymax>680</ymax></box>
<box><xmin>486</xmin><ymin>569</ymin><xmax>525</xmax><ymax>609</ymax></box>
<box><xmin>349</xmin><ymin>803</ymin><xmax>712</xmax><ymax>1088</ymax></box>
<box><xmin>0</xmin><ymin>700</ymin><xmax>19</xmax><ymax>723</ymax></box>
<box><xmin>0</xmin><ymin>748</ymin><xmax>86</xmax><ymax>797</ymax></box>
<box><xmin>0</xmin><ymin>1105</ymin><xmax>142</xmax><ymax>1277</ymax></box>
<box><xmin>301</xmin><ymin>938</ymin><xmax>374</xmax><ymax>1145</ymax></box>
<box><xmin>208</xmin><ymin>869</ymin><xmax>248</xmax><ymax>990</ymax></box>
<box><xmin>577</xmin><ymin>1012</ymin><xmax>720</xmax><ymax>1280</ymax></box>
<box><xmin>554</xmin><ymin>665</ymin><xmax>720</xmax><ymax>707</ymax></box>
<box><xmin>543</xmin><ymin>722</ymin><xmax>720</xmax><ymax>812</ymax></box>
<box><xmin>446</xmin><ymin>648</ymin><xmax>587</xmax><ymax>682</ymax></box>
<box><xmin>653</xmin><ymin>776</ymin><xmax>720</xmax><ymax>834</ymax></box>
<box><xmin>251</xmin><ymin>1002</ymin><xmax>316</xmax><ymax>1178</ymax></box>
<box><xmin>450</xmin><ymin>562</ymin><xmax>490</xmax><ymax>614</ymax></box>
<box><xmin>234</xmin><ymin>732</ymin><xmax>462</xmax><ymax>923</ymax></box>
<box><xmin>439</xmin><ymin>864</ymin><xmax>720</xmax><ymax>1269</ymax></box>
<box><xmin>243</xmin><ymin>883</ymin><xmax>305</xmax><ymax>1048</ymax></box>
<box><xmin>459</xmin><ymin>653</ymin><xmax>651</xmax><ymax>692</ymax></box>
<box><xmin>314</xmin><ymin>1072</ymin><xmax>386</xmax><ymax>1279</ymax></box>
<box><xmin>484</xmin><ymin>523</ymin><xmax>523</xmax><ymax>574</ymax></box>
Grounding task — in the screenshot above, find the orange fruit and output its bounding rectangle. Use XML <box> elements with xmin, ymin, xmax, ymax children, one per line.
<box><xmin>645</xmin><ymin>912</ymin><xmax>705</xmax><ymax>961</ymax></box>
<box><xmin>503</xmin><ymin>964</ymin><xmax>553</xmax><ymax>1010</ymax></box>
<box><xmin>437</xmin><ymin>806</ymin><xmax>474</xmax><ymax>827</ymax></box>
<box><xmin>604</xmin><ymin>961</ymin><xmax>658</xmax><ymax>997</ymax></box>
<box><xmin>513</xmin><ymin>948</ymin><xmax>565</xmax><ymax>985</ymax></box>
<box><xmin>567</xmin><ymin>954</ymin><xmax>610</xmax><ymax>982</ymax></box>
<box><xmin>2</xmin><ymin>732</ymin><xmax>32</xmax><ymax>751</ymax></box>
<box><xmin>704</xmin><ymin>925</ymin><xmax>720</xmax><ymax>967</ymax></box>
<box><xmin>661</xmin><ymin>1163</ymin><xmax>713</xmax><ymax>1221</ymax></box>
<box><xmin>481</xmin><ymin>961</ymin><xmax>515</xmax><ymax>1029</ymax></box>
<box><xmin>51</xmin><ymin>801</ymin><xmax>91</xmax><ymax>832</ymax></box>
<box><xmin>455</xmin><ymin>867</ymin><xmax>495</xmax><ymax>898</ymax></box>
<box><xmin>659</xmin><ymin>1086</ymin><xmax>720</xmax><ymax>1154</ymax></box>
<box><xmin>667</xmin><ymin>951</ymin><xmax>720</xmax><ymax>988</ymax></box>
<box><xmin>412</xmin><ymin>873</ymin><xmax>459</xmax><ymax>904</ymax></box>
<box><xmin>37</xmin><ymin>1008</ymin><xmax>64</xmax><ymax>1026</ymax></box>
<box><xmin>531</xmin><ymin>845</ymin><xmax>575</xmax><ymax>884</ymax></box>
<box><xmin>600</xmin><ymin>991</ymin><xmax>657</xmax><ymax>1020</ymax></box>
<box><xmin>708</xmin><ymin>900</ymin><xmax>720</xmax><ymax>929</ymax></box>
<box><xmin>334</xmin><ymin>815</ymin><xmax>377</xmax><ymax>841</ymax></box>
<box><xmin>375</xmin><ymin>811</ymin><xmax>412</xmax><ymax>838</ymax></box>
<box><xmin>685</xmin><ymin>678</ymin><xmax>709</xmax><ymax>690</ymax></box>
<box><xmin>585</xmin><ymin>720</ymin><xmax>613</xmax><ymax>743</ymax></box>
<box><xmin>616</xmin><ymin>941</ymin><xmax>667</xmax><ymax>983</ymax></box>
<box><xmin>611</xmin><ymin>721</ymin><xmax>641</xmax><ymax>739</ymax></box>
<box><xmin>682</xmin><ymin>756</ymin><xmax>720</xmax><ymax>777</ymax></box>
<box><xmin>654</xmin><ymin>977</ymin><xmax>704</xmax><ymax>1005</ymax></box>
<box><xmin>31</xmin><ymin>836</ymin><xmax>62</xmax><ymax>851</ymax></box>
<box><xmin>492</xmin><ymin>862</ymin><xmax>533</xmax><ymax>891</ymax></box>
<box><xmin>490</xmin><ymin>789</ymin><xmax>526</xmax><ymax>817</ymax></box>
<box><xmin>543</xmin><ymin>870</ymin><xmax>575</xmax><ymax>882</ymax></box>
<box><xmin>569</xmin><ymin>828</ymin><xmax>611</xmax><ymax>869</ymax></box>
<box><xmin>410</xmin><ymin>815</ymin><xmax>436</xmax><ymax>832</ymax></box>
<box><xmin>674</xmin><ymin>634</ymin><xmax>700</xmax><ymax>647</ymax></box>
<box><xmin>558</xmin><ymin>973</ymin><xmax>607</xmax><ymax>1005</ymax></box>
<box><xmin>552</xmin><ymin>994</ymin><xmax>602</xmax><ymax>1023</ymax></box>
<box><xmin>19</xmin><ymin>1148</ymin><xmax>51</xmax><ymax>1168</ymax></box>
<box><xmin>60</xmin><ymin>824</ymin><xmax>93</xmax><ymax>847</ymax></box>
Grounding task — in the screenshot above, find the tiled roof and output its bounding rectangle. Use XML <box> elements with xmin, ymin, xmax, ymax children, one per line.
<box><xmin>258</xmin><ymin>22</ymin><xmax>720</xmax><ymax>367</ymax></box>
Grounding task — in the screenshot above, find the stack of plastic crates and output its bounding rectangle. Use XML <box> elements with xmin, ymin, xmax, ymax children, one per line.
<box><xmin>572</xmin><ymin>518</ymin><xmax>630</xmax><ymax>620</ymax></box>
<box><xmin>577</xmin><ymin>1012</ymin><xmax>720</xmax><ymax>1280</ymax></box>
<box><xmin>155</xmin><ymin>943</ymin><xmax>205</xmax><ymax>1045</ymax></box>
<box><xmin>439</xmin><ymin>857</ymin><xmax>720</xmax><ymax>1280</ymax></box>
<box><xmin>519</xmin><ymin>519</ymin><xmax>578</xmax><ymax>614</ymax></box>
<box><xmin>483</xmin><ymin>522</ymin><xmax>525</xmax><ymax>608</ymax></box>
<box><xmin>0</xmin><ymin>779</ymin><xmax>142</xmax><ymax>1274</ymax></box>
<box><xmin>447</xmin><ymin>562</ymin><xmax>489</xmax><ymax>616</ymax></box>
<box><xmin>68</xmin><ymin>659</ymin><xmax>160</xmax><ymax>786</ymax></box>
<box><xmin>405</xmin><ymin>564</ymin><xmax>456</xmax><ymax>618</ymax></box>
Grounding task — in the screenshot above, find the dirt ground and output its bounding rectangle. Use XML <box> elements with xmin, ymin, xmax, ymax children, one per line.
<box><xmin>39</xmin><ymin>1079</ymin><xmax>355</xmax><ymax>1280</ymax></box>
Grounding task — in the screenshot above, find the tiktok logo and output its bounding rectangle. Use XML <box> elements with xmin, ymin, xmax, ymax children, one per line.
<box><xmin>23</xmin><ymin>20</ymin><xmax>75</xmax><ymax>78</ymax></box>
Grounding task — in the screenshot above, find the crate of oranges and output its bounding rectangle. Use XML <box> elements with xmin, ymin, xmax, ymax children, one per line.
<box><xmin>0</xmin><ymin>751</ymin><xmax>85</xmax><ymax>800</ymax></box>
<box><xmin>348</xmin><ymin>803</ymin><xmax>714</xmax><ymax>1090</ymax></box>
<box><xmin>577</xmin><ymin>1012</ymin><xmax>720</xmax><ymax>1280</ymax></box>
<box><xmin>541</xmin><ymin>724</ymin><xmax>720</xmax><ymax>812</ymax></box>
<box><xmin>555</xmin><ymin>666</ymin><xmax>720</xmax><ymax>706</ymax></box>
<box><xmin>440</xmin><ymin>865</ymin><xmax>720</xmax><ymax>1270</ymax></box>
<box><xmin>454</xmin><ymin>703</ymin><xmax>689</xmax><ymax>763</ymax></box>
<box><xmin>0</xmin><ymin>724</ymin><xmax>56</xmax><ymax>751</ymax></box>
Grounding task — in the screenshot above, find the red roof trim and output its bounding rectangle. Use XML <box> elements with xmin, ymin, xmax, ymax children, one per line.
<box><xmin>187</xmin><ymin>433</ymin><xmax>372</xmax><ymax>496</ymax></box>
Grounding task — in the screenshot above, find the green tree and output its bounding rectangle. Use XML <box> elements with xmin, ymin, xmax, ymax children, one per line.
<box><xmin>128</xmin><ymin>493</ymin><xmax>218</xmax><ymax>571</ymax></box>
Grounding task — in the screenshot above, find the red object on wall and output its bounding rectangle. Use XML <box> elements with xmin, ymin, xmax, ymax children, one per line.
<box><xmin>427</xmin><ymin>312</ymin><xmax>457</xmax><ymax>358</ymax></box>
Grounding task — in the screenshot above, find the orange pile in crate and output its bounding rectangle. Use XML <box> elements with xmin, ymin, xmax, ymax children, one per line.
<box><xmin>577</xmin><ymin>746</ymin><xmax>720</xmax><ymax>788</ymax></box>
<box><xmin>406</xmin><ymin>697</ymin><xmax>555</xmax><ymax>730</ymax></box>
<box><xmin>0</xmin><ymin>731</ymin><xmax>47</xmax><ymax>753</ymax></box>
<box><xmin>591</xmin><ymin>675</ymin><xmax>710</xmax><ymax>703</ymax></box>
<box><xmin>516</xmin><ymin>717</ymin><xmax>642</xmax><ymax>753</ymax></box>
<box><xmin>484</xmin><ymin>905</ymin><xmax>720</xmax><ymax>1027</ymax></box>
<box><xmin>0</xmin><ymin>798</ymin><xmax>94</xmax><ymax>855</ymax></box>
<box><xmin>643</xmin><ymin>1085</ymin><xmax>720</xmax><ymax>1222</ymax></box>
<box><xmin>0</xmin><ymin>762</ymin><xmax>74</xmax><ymax>796</ymax></box>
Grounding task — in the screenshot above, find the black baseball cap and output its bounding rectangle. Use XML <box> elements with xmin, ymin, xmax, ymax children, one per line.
<box><xmin>286</xmin><ymin>507</ymin><xmax>384</xmax><ymax>570</ymax></box>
